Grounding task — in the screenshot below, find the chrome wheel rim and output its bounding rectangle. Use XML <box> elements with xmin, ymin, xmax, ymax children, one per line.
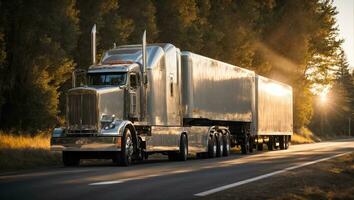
<box><xmin>125</xmin><ymin>130</ymin><xmax>133</xmax><ymax>161</ymax></box>
<box><xmin>220</xmin><ymin>141</ymin><xmax>223</xmax><ymax>155</ymax></box>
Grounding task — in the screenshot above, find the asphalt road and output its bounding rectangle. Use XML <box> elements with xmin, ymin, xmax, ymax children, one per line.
<box><xmin>1</xmin><ymin>138</ymin><xmax>353</xmax><ymax>200</ymax></box>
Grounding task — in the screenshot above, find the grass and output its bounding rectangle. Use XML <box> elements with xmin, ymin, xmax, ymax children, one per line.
<box><xmin>0</xmin><ymin>132</ymin><xmax>61</xmax><ymax>172</ymax></box>
<box><xmin>200</xmin><ymin>153</ymin><xmax>354</xmax><ymax>200</ymax></box>
<box><xmin>291</xmin><ymin>127</ymin><xmax>320</xmax><ymax>144</ymax></box>
<box><xmin>291</xmin><ymin>133</ymin><xmax>315</xmax><ymax>144</ymax></box>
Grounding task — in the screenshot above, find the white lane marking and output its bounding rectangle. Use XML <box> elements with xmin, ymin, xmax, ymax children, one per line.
<box><xmin>194</xmin><ymin>151</ymin><xmax>352</xmax><ymax>197</ymax></box>
<box><xmin>89</xmin><ymin>169</ymin><xmax>193</xmax><ymax>186</ymax></box>
<box><xmin>89</xmin><ymin>180</ymin><xmax>124</xmax><ymax>185</ymax></box>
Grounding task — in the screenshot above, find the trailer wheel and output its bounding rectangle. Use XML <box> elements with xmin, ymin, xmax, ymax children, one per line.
<box><xmin>208</xmin><ymin>135</ymin><xmax>217</xmax><ymax>158</ymax></box>
<box><xmin>222</xmin><ymin>133</ymin><xmax>231</xmax><ymax>156</ymax></box>
<box><xmin>119</xmin><ymin>128</ymin><xmax>134</xmax><ymax>166</ymax></box>
<box><xmin>279</xmin><ymin>136</ymin><xmax>285</xmax><ymax>150</ymax></box>
<box><xmin>257</xmin><ymin>142</ymin><xmax>264</xmax><ymax>151</ymax></box>
<box><xmin>216</xmin><ymin>134</ymin><xmax>224</xmax><ymax>157</ymax></box>
<box><xmin>249</xmin><ymin>136</ymin><xmax>254</xmax><ymax>153</ymax></box>
<box><xmin>241</xmin><ymin>135</ymin><xmax>250</xmax><ymax>154</ymax></box>
<box><xmin>178</xmin><ymin>134</ymin><xmax>188</xmax><ymax>161</ymax></box>
<box><xmin>267</xmin><ymin>136</ymin><xmax>275</xmax><ymax>151</ymax></box>
<box><xmin>62</xmin><ymin>151</ymin><xmax>79</xmax><ymax>166</ymax></box>
<box><xmin>284</xmin><ymin>136</ymin><xmax>290</xmax><ymax>149</ymax></box>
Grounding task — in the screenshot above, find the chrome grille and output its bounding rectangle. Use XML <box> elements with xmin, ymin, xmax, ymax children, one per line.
<box><xmin>68</xmin><ymin>91</ymin><xmax>98</xmax><ymax>131</ymax></box>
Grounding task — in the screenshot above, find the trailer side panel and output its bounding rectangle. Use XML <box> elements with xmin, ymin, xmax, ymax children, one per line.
<box><xmin>255</xmin><ymin>75</ymin><xmax>293</xmax><ymax>135</ymax></box>
<box><xmin>181</xmin><ymin>52</ymin><xmax>255</xmax><ymax>123</ymax></box>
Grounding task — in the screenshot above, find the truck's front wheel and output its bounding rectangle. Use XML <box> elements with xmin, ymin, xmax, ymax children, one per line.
<box><xmin>119</xmin><ymin>128</ymin><xmax>134</xmax><ymax>166</ymax></box>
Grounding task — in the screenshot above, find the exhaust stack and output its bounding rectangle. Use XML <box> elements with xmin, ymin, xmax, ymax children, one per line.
<box><xmin>142</xmin><ymin>30</ymin><xmax>147</xmax><ymax>84</ymax></box>
<box><xmin>91</xmin><ymin>24</ymin><xmax>96</xmax><ymax>65</ymax></box>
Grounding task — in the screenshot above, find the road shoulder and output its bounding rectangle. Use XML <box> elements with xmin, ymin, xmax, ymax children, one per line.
<box><xmin>199</xmin><ymin>153</ymin><xmax>354</xmax><ymax>200</ymax></box>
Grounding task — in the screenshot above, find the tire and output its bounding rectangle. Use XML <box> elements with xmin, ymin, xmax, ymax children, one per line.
<box><xmin>268</xmin><ymin>136</ymin><xmax>275</xmax><ymax>151</ymax></box>
<box><xmin>178</xmin><ymin>134</ymin><xmax>188</xmax><ymax>161</ymax></box>
<box><xmin>285</xmin><ymin>136</ymin><xmax>290</xmax><ymax>149</ymax></box>
<box><xmin>241</xmin><ymin>135</ymin><xmax>250</xmax><ymax>154</ymax></box>
<box><xmin>216</xmin><ymin>134</ymin><xmax>224</xmax><ymax>157</ymax></box>
<box><xmin>222</xmin><ymin>133</ymin><xmax>231</xmax><ymax>156</ymax></box>
<box><xmin>249</xmin><ymin>136</ymin><xmax>254</xmax><ymax>153</ymax></box>
<box><xmin>119</xmin><ymin>128</ymin><xmax>134</xmax><ymax>166</ymax></box>
<box><xmin>279</xmin><ymin>136</ymin><xmax>285</xmax><ymax>150</ymax></box>
<box><xmin>257</xmin><ymin>142</ymin><xmax>264</xmax><ymax>151</ymax></box>
<box><xmin>62</xmin><ymin>151</ymin><xmax>79</xmax><ymax>166</ymax></box>
<box><xmin>208</xmin><ymin>135</ymin><xmax>217</xmax><ymax>158</ymax></box>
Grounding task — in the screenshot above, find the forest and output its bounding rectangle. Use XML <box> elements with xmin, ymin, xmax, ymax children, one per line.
<box><xmin>0</xmin><ymin>0</ymin><xmax>353</xmax><ymax>138</ymax></box>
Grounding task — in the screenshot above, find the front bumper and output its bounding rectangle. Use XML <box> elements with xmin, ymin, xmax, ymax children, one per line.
<box><xmin>51</xmin><ymin>136</ymin><xmax>122</xmax><ymax>152</ymax></box>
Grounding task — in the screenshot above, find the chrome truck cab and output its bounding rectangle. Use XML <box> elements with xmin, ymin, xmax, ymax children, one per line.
<box><xmin>51</xmin><ymin>26</ymin><xmax>150</xmax><ymax>166</ymax></box>
<box><xmin>51</xmin><ymin>56</ymin><xmax>146</xmax><ymax>166</ymax></box>
<box><xmin>51</xmin><ymin>27</ymin><xmax>188</xmax><ymax>166</ymax></box>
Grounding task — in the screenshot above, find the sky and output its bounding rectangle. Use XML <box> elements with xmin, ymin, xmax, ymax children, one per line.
<box><xmin>333</xmin><ymin>0</ymin><xmax>354</xmax><ymax>70</ymax></box>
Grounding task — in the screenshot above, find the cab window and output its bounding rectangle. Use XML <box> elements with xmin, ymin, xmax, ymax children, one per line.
<box><xmin>130</xmin><ymin>73</ymin><xmax>139</xmax><ymax>89</ymax></box>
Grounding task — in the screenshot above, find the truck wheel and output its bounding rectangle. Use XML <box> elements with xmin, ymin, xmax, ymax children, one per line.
<box><xmin>208</xmin><ymin>135</ymin><xmax>217</xmax><ymax>158</ymax></box>
<box><xmin>62</xmin><ymin>151</ymin><xmax>79</xmax><ymax>166</ymax></box>
<box><xmin>285</xmin><ymin>136</ymin><xmax>290</xmax><ymax>149</ymax></box>
<box><xmin>178</xmin><ymin>134</ymin><xmax>188</xmax><ymax>161</ymax></box>
<box><xmin>216</xmin><ymin>134</ymin><xmax>224</xmax><ymax>157</ymax></box>
<box><xmin>279</xmin><ymin>136</ymin><xmax>285</xmax><ymax>150</ymax></box>
<box><xmin>241</xmin><ymin>135</ymin><xmax>250</xmax><ymax>154</ymax></box>
<box><xmin>119</xmin><ymin>128</ymin><xmax>134</xmax><ymax>166</ymax></box>
<box><xmin>257</xmin><ymin>142</ymin><xmax>264</xmax><ymax>151</ymax></box>
<box><xmin>222</xmin><ymin>133</ymin><xmax>231</xmax><ymax>156</ymax></box>
<box><xmin>249</xmin><ymin>136</ymin><xmax>254</xmax><ymax>153</ymax></box>
<box><xmin>267</xmin><ymin>136</ymin><xmax>275</xmax><ymax>150</ymax></box>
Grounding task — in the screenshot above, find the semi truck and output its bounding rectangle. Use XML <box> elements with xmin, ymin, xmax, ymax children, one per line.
<box><xmin>51</xmin><ymin>25</ymin><xmax>293</xmax><ymax>166</ymax></box>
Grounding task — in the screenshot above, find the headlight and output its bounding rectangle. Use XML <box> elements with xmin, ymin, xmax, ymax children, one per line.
<box><xmin>104</xmin><ymin>122</ymin><xmax>116</xmax><ymax>130</ymax></box>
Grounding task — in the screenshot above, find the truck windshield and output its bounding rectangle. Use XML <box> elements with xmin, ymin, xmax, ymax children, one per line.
<box><xmin>87</xmin><ymin>72</ymin><xmax>127</xmax><ymax>86</ymax></box>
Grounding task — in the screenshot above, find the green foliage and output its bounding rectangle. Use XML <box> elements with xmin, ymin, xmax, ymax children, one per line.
<box><xmin>0</xmin><ymin>0</ymin><xmax>78</xmax><ymax>132</ymax></box>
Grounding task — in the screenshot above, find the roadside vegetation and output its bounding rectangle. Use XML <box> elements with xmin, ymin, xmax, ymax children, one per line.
<box><xmin>0</xmin><ymin>132</ymin><xmax>60</xmax><ymax>171</ymax></box>
<box><xmin>201</xmin><ymin>153</ymin><xmax>354</xmax><ymax>200</ymax></box>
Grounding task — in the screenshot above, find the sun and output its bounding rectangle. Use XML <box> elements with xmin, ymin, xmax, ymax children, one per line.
<box><xmin>318</xmin><ymin>88</ymin><xmax>329</xmax><ymax>104</ymax></box>
<box><xmin>319</xmin><ymin>92</ymin><xmax>327</xmax><ymax>103</ymax></box>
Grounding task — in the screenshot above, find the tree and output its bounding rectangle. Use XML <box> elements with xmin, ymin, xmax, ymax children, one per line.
<box><xmin>310</xmin><ymin>53</ymin><xmax>354</xmax><ymax>136</ymax></box>
<box><xmin>255</xmin><ymin>0</ymin><xmax>342</xmax><ymax>133</ymax></box>
<box><xmin>0</xmin><ymin>0</ymin><xmax>79</xmax><ymax>132</ymax></box>
<box><xmin>118</xmin><ymin>0</ymin><xmax>158</xmax><ymax>43</ymax></box>
<box><xmin>154</xmin><ymin>0</ymin><xmax>204</xmax><ymax>52</ymax></box>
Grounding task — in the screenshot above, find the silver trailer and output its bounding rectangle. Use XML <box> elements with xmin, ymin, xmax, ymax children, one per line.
<box><xmin>181</xmin><ymin>52</ymin><xmax>255</xmax><ymax>124</ymax></box>
<box><xmin>51</xmin><ymin>26</ymin><xmax>293</xmax><ymax>166</ymax></box>
<box><xmin>251</xmin><ymin>75</ymin><xmax>293</xmax><ymax>150</ymax></box>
